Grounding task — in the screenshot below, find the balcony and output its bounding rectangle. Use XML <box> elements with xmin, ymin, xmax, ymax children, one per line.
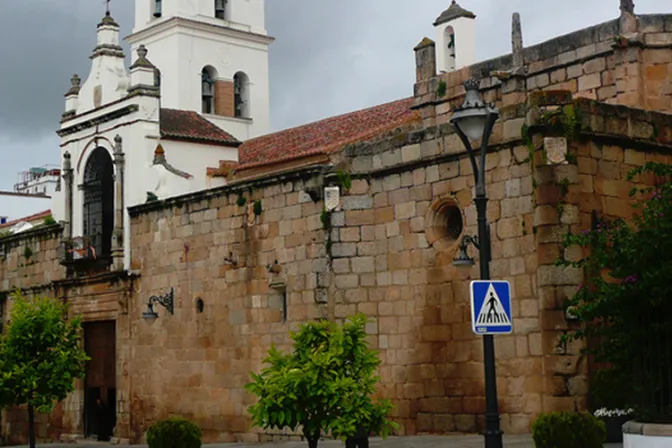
<box><xmin>59</xmin><ymin>235</ymin><xmax>111</xmax><ymax>274</ymax></box>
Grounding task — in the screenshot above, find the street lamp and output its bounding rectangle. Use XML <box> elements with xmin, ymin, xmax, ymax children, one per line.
<box><xmin>450</xmin><ymin>78</ymin><xmax>502</xmax><ymax>448</ymax></box>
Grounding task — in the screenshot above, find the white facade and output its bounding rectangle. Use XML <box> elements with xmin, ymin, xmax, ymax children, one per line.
<box><xmin>127</xmin><ymin>0</ymin><xmax>274</xmax><ymax>141</ymax></box>
<box><xmin>435</xmin><ymin>16</ymin><xmax>476</xmax><ymax>73</ymax></box>
<box><xmin>54</xmin><ymin>10</ymin><xmax>239</xmax><ymax>270</ymax></box>
<box><xmin>13</xmin><ymin>166</ymin><xmax>60</xmax><ymax>196</ymax></box>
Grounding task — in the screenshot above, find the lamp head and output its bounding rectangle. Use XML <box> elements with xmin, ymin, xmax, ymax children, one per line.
<box><xmin>449</xmin><ymin>78</ymin><xmax>500</xmax><ymax>142</ymax></box>
<box><xmin>142</xmin><ymin>303</ymin><xmax>159</xmax><ymax>320</ymax></box>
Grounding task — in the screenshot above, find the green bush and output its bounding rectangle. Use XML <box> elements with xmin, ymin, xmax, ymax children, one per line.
<box><xmin>146</xmin><ymin>417</ymin><xmax>202</xmax><ymax>448</ymax></box>
<box><xmin>532</xmin><ymin>411</ymin><xmax>605</xmax><ymax>448</ymax></box>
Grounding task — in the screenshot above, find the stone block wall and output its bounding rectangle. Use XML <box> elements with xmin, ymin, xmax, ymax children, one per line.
<box><xmin>0</xmin><ymin>225</ymin><xmax>134</xmax><ymax>445</ymax></box>
<box><xmin>128</xmin><ymin>173</ymin><xmax>329</xmax><ymax>443</ymax></box>
<box><xmin>336</xmin><ymin>130</ymin><xmax>540</xmax><ymax>435</ymax></box>
<box><xmin>527</xmin><ymin>98</ymin><xmax>672</xmax><ymax>416</ymax></box>
<box><xmin>413</xmin><ymin>13</ymin><xmax>672</xmax><ymax>130</ymax></box>
<box><xmin>0</xmin><ymin>225</ymin><xmax>63</xmax><ymax>292</ymax></box>
<box><xmin>0</xmin><ymin>225</ymin><xmax>64</xmax><ymax>445</ymax></box>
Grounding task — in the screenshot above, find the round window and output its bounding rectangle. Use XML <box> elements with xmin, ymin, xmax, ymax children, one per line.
<box><xmin>426</xmin><ymin>198</ymin><xmax>465</xmax><ymax>248</ymax></box>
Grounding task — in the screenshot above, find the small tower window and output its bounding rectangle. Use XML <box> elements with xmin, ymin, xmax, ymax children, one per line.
<box><xmin>215</xmin><ymin>0</ymin><xmax>228</xmax><ymax>20</ymax></box>
<box><xmin>154</xmin><ymin>0</ymin><xmax>162</xmax><ymax>18</ymax></box>
<box><xmin>201</xmin><ymin>67</ymin><xmax>216</xmax><ymax>114</ymax></box>
<box><xmin>444</xmin><ymin>26</ymin><xmax>456</xmax><ymax>71</ymax></box>
<box><xmin>233</xmin><ymin>71</ymin><xmax>249</xmax><ymax>118</ymax></box>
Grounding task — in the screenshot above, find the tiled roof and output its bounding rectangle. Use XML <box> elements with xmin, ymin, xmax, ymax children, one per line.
<box><xmin>236</xmin><ymin>97</ymin><xmax>420</xmax><ymax>170</ymax></box>
<box><xmin>160</xmin><ymin>109</ymin><xmax>241</xmax><ymax>147</ymax></box>
<box><xmin>0</xmin><ymin>210</ymin><xmax>52</xmax><ymax>230</ymax></box>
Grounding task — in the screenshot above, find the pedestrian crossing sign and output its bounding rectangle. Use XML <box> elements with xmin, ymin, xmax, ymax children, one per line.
<box><xmin>470</xmin><ymin>281</ymin><xmax>513</xmax><ymax>335</ymax></box>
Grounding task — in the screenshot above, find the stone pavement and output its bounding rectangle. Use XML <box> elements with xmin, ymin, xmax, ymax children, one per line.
<box><xmin>6</xmin><ymin>434</ymin><xmax>623</xmax><ymax>448</ymax></box>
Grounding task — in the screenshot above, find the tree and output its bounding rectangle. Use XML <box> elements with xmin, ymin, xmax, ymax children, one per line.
<box><xmin>0</xmin><ymin>291</ymin><xmax>89</xmax><ymax>448</ymax></box>
<box><xmin>245</xmin><ymin>314</ymin><xmax>398</xmax><ymax>448</ymax></box>
<box><xmin>557</xmin><ymin>162</ymin><xmax>672</xmax><ymax>423</ymax></box>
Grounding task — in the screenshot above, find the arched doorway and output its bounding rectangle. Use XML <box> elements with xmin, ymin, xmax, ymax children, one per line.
<box><xmin>82</xmin><ymin>147</ymin><xmax>114</xmax><ymax>259</ymax></box>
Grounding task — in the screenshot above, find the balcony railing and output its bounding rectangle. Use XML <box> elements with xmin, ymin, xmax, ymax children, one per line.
<box><xmin>59</xmin><ymin>235</ymin><xmax>111</xmax><ymax>274</ymax></box>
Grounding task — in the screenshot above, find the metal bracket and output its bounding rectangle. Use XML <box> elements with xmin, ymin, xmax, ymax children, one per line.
<box><xmin>144</xmin><ymin>288</ymin><xmax>174</xmax><ymax>318</ymax></box>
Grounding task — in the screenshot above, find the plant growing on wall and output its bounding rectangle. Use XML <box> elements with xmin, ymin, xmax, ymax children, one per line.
<box><xmin>245</xmin><ymin>314</ymin><xmax>398</xmax><ymax>448</ymax></box>
<box><xmin>43</xmin><ymin>215</ymin><xmax>57</xmax><ymax>226</ymax></box>
<box><xmin>236</xmin><ymin>194</ymin><xmax>247</xmax><ymax>207</ymax></box>
<box><xmin>253</xmin><ymin>200</ymin><xmax>263</xmax><ymax>216</ymax></box>
<box><xmin>436</xmin><ymin>79</ymin><xmax>447</xmax><ymax>98</ymax></box>
<box><xmin>556</xmin><ymin>161</ymin><xmax>672</xmax><ymax>424</ymax></box>
<box><xmin>336</xmin><ymin>170</ymin><xmax>352</xmax><ymax>191</ymax></box>
<box><xmin>0</xmin><ymin>291</ymin><xmax>89</xmax><ymax>448</ymax></box>
<box><xmin>23</xmin><ymin>245</ymin><xmax>33</xmax><ymax>261</ymax></box>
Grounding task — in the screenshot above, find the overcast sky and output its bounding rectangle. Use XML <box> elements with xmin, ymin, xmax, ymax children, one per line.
<box><xmin>0</xmin><ymin>0</ymin><xmax>668</xmax><ymax>191</ymax></box>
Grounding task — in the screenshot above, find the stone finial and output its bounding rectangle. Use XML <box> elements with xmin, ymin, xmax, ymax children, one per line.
<box><xmin>620</xmin><ymin>0</ymin><xmax>635</xmax><ymax>14</ymax></box>
<box><xmin>414</xmin><ymin>37</ymin><xmax>436</xmax><ymax>51</ymax></box>
<box><xmin>63</xmin><ymin>151</ymin><xmax>72</xmax><ymax>170</ymax></box>
<box><xmin>619</xmin><ymin>0</ymin><xmax>638</xmax><ymax>34</ymax></box>
<box><xmin>66</xmin><ymin>74</ymin><xmax>81</xmax><ymax>96</ymax></box>
<box><xmin>130</xmin><ymin>45</ymin><xmax>156</xmax><ymax>70</ymax></box>
<box><xmin>512</xmin><ymin>13</ymin><xmax>524</xmax><ymax>69</ymax></box>
<box><xmin>138</xmin><ymin>45</ymin><xmax>148</xmax><ymax>59</ymax></box>
<box><xmin>114</xmin><ymin>135</ymin><xmax>123</xmax><ymax>154</ymax></box>
<box><xmin>415</xmin><ymin>37</ymin><xmax>437</xmax><ymax>82</ymax></box>
<box><xmin>98</xmin><ymin>12</ymin><xmax>119</xmax><ymax>28</ymax></box>
<box><xmin>153</xmin><ymin>144</ymin><xmax>166</xmax><ymax>164</ymax></box>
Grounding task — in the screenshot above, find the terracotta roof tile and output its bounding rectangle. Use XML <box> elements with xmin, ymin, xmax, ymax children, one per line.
<box><xmin>0</xmin><ymin>210</ymin><xmax>52</xmax><ymax>230</ymax></box>
<box><xmin>236</xmin><ymin>97</ymin><xmax>420</xmax><ymax>169</ymax></box>
<box><xmin>160</xmin><ymin>108</ymin><xmax>241</xmax><ymax>147</ymax></box>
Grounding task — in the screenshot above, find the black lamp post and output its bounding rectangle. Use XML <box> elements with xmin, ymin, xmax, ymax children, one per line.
<box><xmin>450</xmin><ymin>78</ymin><xmax>502</xmax><ymax>448</ymax></box>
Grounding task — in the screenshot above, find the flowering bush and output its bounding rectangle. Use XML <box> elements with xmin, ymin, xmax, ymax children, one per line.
<box><xmin>593</xmin><ymin>408</ymin><xmax>634</xmax><ymax>418</ymax></box>
<box><xmin>557</xmin><ymin>162</ymin><xmax>672</xmax><ymax>423</ymax></box>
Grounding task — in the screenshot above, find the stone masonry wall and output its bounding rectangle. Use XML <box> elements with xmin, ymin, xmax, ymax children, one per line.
<box><xmin>0</xmin><ymin>225</ymin><xmax>66</xmax><ymax>445</ymax></box>
<box><xmin>527</xmin><ymin>98</ymin><xmax>672</xmax><ymax>415</ymax></box>
<box><xmin>334</xmin><ymin>126</ymin><xmax>541</xmax><ymax>435</ymax></box>
<box><xmin>128</xmin><ymin>172</ymin><xmax>329</xmax><ymax>443</ymax></box>
<box><xmin>0</xmin><ymin>225</ymin><xmax>134</xmax><ymax>445</ymax></box>
<box><xmin>413</xmin><ymin>13</ymin><xmax>672</xmax><ymax>130</ymax></box>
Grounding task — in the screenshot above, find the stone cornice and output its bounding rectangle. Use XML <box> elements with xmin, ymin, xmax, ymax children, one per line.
<box><xmin>126</xmin><ymin>16</ymin><xmax>275</xmax><ymax>46</ymax></box>
<box><xmin>0</xmin><ymin>223</ymin><xmax>62</xmax><ymax>246</ymax></box>
<box><xmin>90</xmin><ymin>44</ymin><xmax>125</xmax><ymax>60</ymax></box>
<box><xmin>58</xmin><ymin>104</ymin><xmax>140</xmax><ymax>136</ymax></box>
<box><xmin>129</xmin><ymin>165</ymin><xmax>329</xmax><ymax>217</ymax></box>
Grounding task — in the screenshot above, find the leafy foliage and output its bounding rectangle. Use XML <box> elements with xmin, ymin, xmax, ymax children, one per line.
<box><xmin>43</xmin><ymin>215</ymin><xmax>57</xmax><ymax>226</ymax></box>
<box><xmin>245</xmin><ymin>314</ymin><xmax>398</xmax><ymax>448</ymax></box>
<box><xmin>336</xmin><ymin>170</ymin><xmax>352</xmax><ymax>191</ymax></box>
<box><xmin>556</xmin><ymin>162</ymin><xmax>672</xmax><ymax>422</ymax></box>
<box><xmin>0</xmin><ymin>291</ymin><xmax>89</xmax><ymax>447</ymax></box>
<box><xmin>532</xmin><ymin>411</ymin><xmax>605</xmax><ymax>448</ymax></box>
<box><xmin>146</xmin><ymin>417</ymin><xmax>202</xmax><ymax>448</ymax></box>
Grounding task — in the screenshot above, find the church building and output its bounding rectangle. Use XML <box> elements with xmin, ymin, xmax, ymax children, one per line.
<box><xmin>1</xmin><ymin>0</ymin><xmax>672</xmax><ymax>444</ymax></box>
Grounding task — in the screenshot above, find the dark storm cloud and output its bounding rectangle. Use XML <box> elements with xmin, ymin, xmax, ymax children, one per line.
<box><xmin>0</xmin><ymin>0</ymin><xmax>668</xmax><ymax>189</ymax></box>
<box><xmin>0</xmin><ymin>0</ymin><xmax>133</xmax><ymax>140</ymax></box>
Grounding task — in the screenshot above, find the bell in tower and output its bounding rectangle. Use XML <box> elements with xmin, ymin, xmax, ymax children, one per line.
<box><xmin>215</xmin><ymin>0</ymin><xmax>228</xmax><ymax>20</ymax></box>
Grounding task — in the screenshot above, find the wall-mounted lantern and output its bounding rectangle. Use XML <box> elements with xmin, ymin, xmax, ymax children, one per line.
<box><xmin>142</xmin><ymin>288</ymin><xmax>174</xmax><ymax>320</ymax></box>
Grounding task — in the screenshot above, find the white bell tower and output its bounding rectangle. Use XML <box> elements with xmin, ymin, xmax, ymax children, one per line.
<box><xmin>434</xmin><ymin>1</ymin><xmax>477</xmax><ymax>73</ymax></box>
<box><xmin>126</xmin><ymin>0</ymin><xmax>274</xmax><ymax>140</ymax></box>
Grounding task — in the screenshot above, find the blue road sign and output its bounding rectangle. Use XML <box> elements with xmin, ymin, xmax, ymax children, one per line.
<box><xmin>470</xmin><ymin>280</ymin><xmax>513</xmax><ymax>335</ymax></box>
